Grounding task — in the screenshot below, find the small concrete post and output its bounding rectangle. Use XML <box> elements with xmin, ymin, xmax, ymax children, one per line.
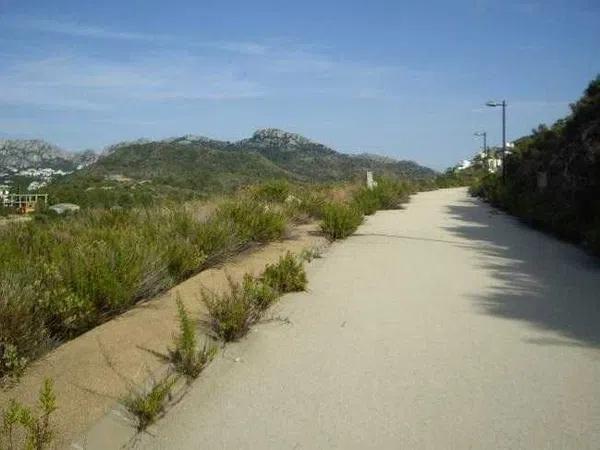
<box><xmin>366</xmin><ymin>171</ymin><xmax>377</xmax><ymax>190</ymax></box>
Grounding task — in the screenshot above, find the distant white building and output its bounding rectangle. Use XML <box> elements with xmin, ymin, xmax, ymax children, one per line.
<box><xmin>455</xmin><ymin>148</ymin><xmax>504</xmax><ymax>173</ymax></box>
<box><xmin>487</xmin><ymin>156</ymin><xmax>502</xmax><ymax>173</ymax></box>
<box><xmin>456</xmin><ymin>159</ymin><xmax>473</xmax><ymax>171</ymax></box>
<box><xmin>0</xmin><ymin>186</ymin><xmax>9</xmax><ymax>205</ymax></box>
<box><xmin>27</xmin><ymin>181</ymin><xmax>48</xmax><ymax>191</ymax></box>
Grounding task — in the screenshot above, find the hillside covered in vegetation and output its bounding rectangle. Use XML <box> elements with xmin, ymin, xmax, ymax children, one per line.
<box><xmin>471</xmin><ymin>75</ymin><xmax>600</xmax><ymax>255</ymax></box>
<box><xmin>45</xmin><ymin>129</ymin><xmax>435</xmax><ymax>207</ymax></box>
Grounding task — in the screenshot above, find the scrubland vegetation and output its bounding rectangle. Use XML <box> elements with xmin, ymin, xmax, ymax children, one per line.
<box><xmin>1</xmin><ymin>177</ymin><xmax>416</xmax><ymax>381</ymax></box>
<box><xmin>0</xmin><ymin>197</ymin><xmax>285</xmax><ymax>380</ymax></box>
<box><xmin>470</xmin><ymin>76</ymin><xmax>600</xmax><ymax>256</ymax></box>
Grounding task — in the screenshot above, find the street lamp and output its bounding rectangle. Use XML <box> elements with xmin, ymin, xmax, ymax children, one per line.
<box><xmin>486</xmin><ymin>100</ymin><xmax>507</xmax><ymax>182</ymax></box>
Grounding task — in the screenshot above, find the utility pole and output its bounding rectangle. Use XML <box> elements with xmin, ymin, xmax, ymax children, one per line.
<box><xmin>486</xmin><ymin>100</ymin><xmax>507</xmax><ymax>182</ymax></box>
<box><xmin>501</xmin><ymin>100</ymin><xmax>506</xmax><ymax>182</ymax></box>
<box><xmin>483</xmin><ymin>131</ymin><xmax>487</xmax><ymax>155</ymax></box>
<box><xmin>474</xmin><ymin>131</ymin><xmax>488</xmax><ymax>168</ymax></box>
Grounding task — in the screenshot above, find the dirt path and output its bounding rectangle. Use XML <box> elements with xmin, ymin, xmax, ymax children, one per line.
<box><xmin>135</xmin><ymin>188</ymin><xmax>600</xmax><ymax>449</ymax></box>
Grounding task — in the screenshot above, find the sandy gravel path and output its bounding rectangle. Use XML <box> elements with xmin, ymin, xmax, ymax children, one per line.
<box><xmin>136</xmin><ymin>187</ymin><xmax>600</xmax><ymax>450</ymax></box>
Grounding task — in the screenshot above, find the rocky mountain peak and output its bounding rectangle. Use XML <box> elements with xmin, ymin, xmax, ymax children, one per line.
<box><xmin>0</xmin><ymin>139</ymin><xmax>98</xmax><ymax>188</ymax></box>
<box><xmin>0</xmin><ymin>139</ymin><xmax>70</xmax><ymax>168</ymax></box>
<box><xmin>248</xmin><ymin>128</ymin><xmax>313</xmax><ymax>148</ymax></box>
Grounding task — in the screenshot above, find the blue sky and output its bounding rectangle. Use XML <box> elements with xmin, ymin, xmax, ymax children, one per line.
<box><xmin>0</xmin><ymin>0</ymin><xmax>598</xmax><ymax>169</ymax></box>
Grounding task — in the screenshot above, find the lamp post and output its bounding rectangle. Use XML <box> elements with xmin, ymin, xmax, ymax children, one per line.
<box><xmin>486</xmin><ymin>100</ymin><xmax>507</xmax><ymax>182</ymax></box>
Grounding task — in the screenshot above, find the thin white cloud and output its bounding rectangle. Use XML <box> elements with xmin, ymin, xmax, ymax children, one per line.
<box><xmin>0</xmin><ymin>52</ymin><xmax>265</xmax><ymax>109</ymax></box>
<box><xmin>8</xmin><ymin>16</ymin><xmax>163</xmax><ymax>41</ymax></box>
<box><xmin>206</xmin><ymin>41</ymin><xmax>269</xmax><ymax>56</ymax></box>
<box><xmin>5</xmin><ymin>16</ymin><xmax>274</xmax><ymax>57</ymax></box>
<box><xmin>0</xmin><ymin>16</ymin><xmax>434</xmax><ymax>111</ymax></box>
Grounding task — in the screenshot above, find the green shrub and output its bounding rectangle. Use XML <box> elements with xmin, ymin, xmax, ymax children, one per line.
<box><xmin>61</xmin><ymin>236</ymin><xmax>169</xmax><ymax>316</ymax></box>
<box><xmin>216</xmin><ymin>200</ymin><xmax>287</xmax><ymax>242</ymax></box>
<box><xmin>192</xmin><ymin>217</ymin><xmax>242</xmax><ymax>266</ymax></box>
<box><xmin>122</xmin><ymin>374</ymin><xmax>176</xmax><ymax>431</ymax></box>
<box><xmin>262</xmin><ymin>252</ymin><xmax>307</xmax><ymax>293</ymax></box>
<box><xmin>200</xmin><ymin>277</ymin><xmax>261</xmax><ymax>342</ymax></box>
<box><xmin>159</xmin><ymin>210</ymin><xmax>208</xmax><ymax>280</ymax></box>
<box><xmin>252</xmin><ymin>180</ymin><xmax>291</xmax><ymax>203</ymax></box>
<box><xmin>376</xmin><ymin>178</ymin><xmax>411</xmax><ymax>208</ymax></box>
<box><xmin>169</xmin><ymin>295</ymin><xmax>216</xmax><ymax>379</ymax></box>
<box><xmin>0</xmin><ymin>378</ymin><xmax>57</xmax><ymax>449</ymax></box>
<box><xmin>0</xmin><ymin>270</ymin><xmax>50</xmax><ymax>381</ymax></box>
<box><xmin>320</xmin><ymin>203</ymin><xmax>363</xmax><ymax>240</ymax></box>
<box><xmin>352</xmin><ymin>178</ymin><xmax>410</xmax><ymax>215</ymax></box>
<box><xmin>241</xmin><ymin>274</ymin><xmax>279</xmax><ymax>311</ymax></box>
<box><xmin>352</xmin><ymin>187</ymin><xmax>381</xmax><ymax>215</ymax></box>
<box><xmin>297</xmin><ymin>191</ymin><xmax>327</xmax><ymax>219</ymax></box>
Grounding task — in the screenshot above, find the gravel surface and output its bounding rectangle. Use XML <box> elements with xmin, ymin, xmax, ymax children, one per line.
<box><xmin>136</xmin><ymin>187</ymin><xmax>600</xmax><ymax>450</ymax></box>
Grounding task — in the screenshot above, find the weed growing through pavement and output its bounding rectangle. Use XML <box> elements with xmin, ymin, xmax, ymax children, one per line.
<box><xmin>169</xmin><ymin>295</ymin><xmax>217</xmax><ymax>380</ymax></box>
<box><xmin>122</xmin><ymin>374</ymin><xmax>177</xmax><ymax>431</ymax></box>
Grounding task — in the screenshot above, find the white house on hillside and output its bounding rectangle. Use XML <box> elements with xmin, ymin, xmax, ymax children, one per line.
<box><xmin>457</xmin><ymin>159</ymin><xmax>473</xmax><ymax>170</ymax></box>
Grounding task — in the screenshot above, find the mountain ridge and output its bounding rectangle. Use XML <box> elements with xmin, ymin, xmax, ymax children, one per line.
<box><xmin>2</xmin><ymin>129</ymin><xmax>436</xmax><ymax>197</ymax></box>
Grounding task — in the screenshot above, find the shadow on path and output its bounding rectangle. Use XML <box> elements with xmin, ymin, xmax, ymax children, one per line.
<box><xmin>444</xmin><ymin>196</ymin><xmax>600</xmax><ymax>349</ymax></box>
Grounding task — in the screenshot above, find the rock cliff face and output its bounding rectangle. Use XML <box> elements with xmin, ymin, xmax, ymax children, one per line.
<box><xmin>238</xmin><ymin>128</ymin><xmax>315</xmax><ymax>149</ymax></box>
<box><xmin>1</xmin><ymin>139</ymin><xmax>70</xmax><ymax>169</ymax></box>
